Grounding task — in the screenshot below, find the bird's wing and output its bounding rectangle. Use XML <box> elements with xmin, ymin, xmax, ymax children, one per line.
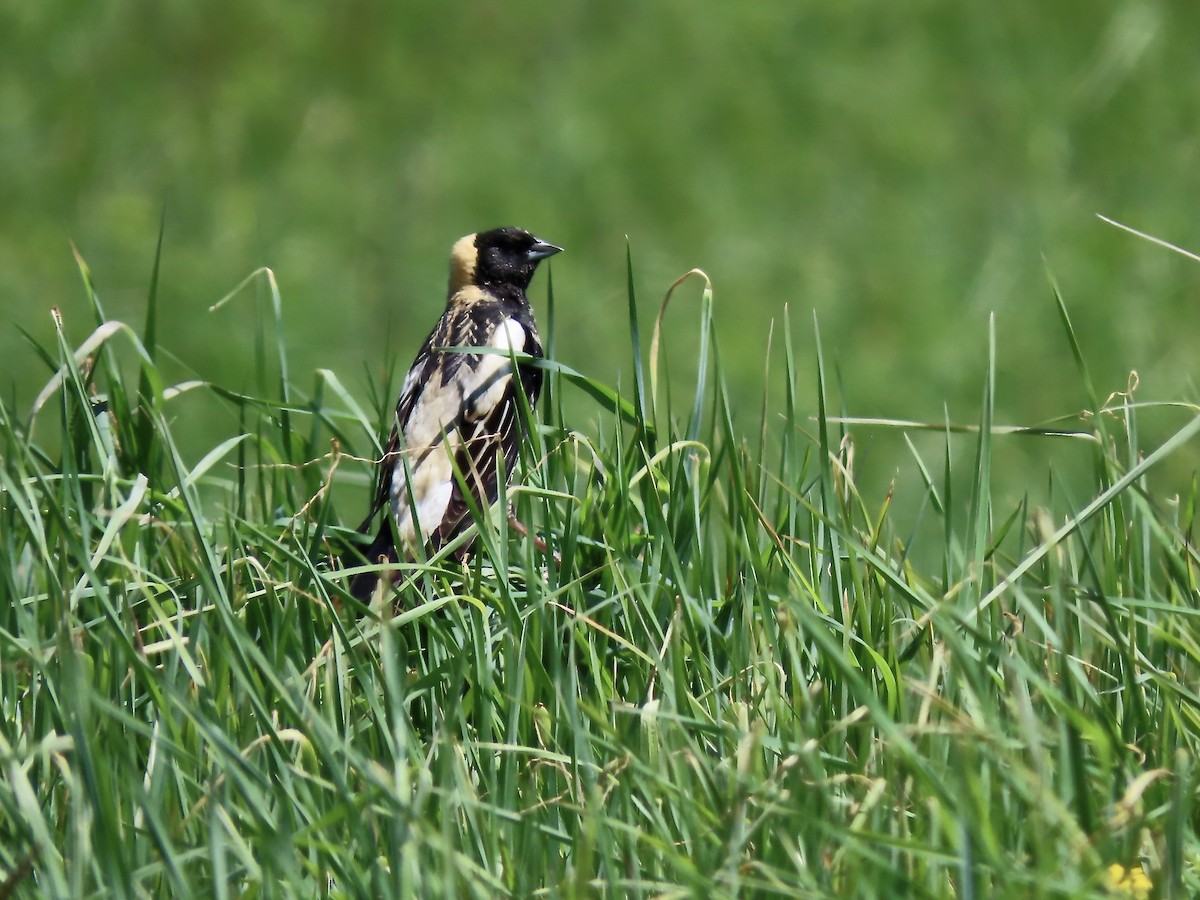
<box><xmin>359</xmin><ymin>308</ymin><xmax>542</xmax><ymax>556</ymax></box>
<box><xmin>355</xmin><ymin>313</ymin><xmax>458</xmax><ymax>536</ymax></box>
<box><xmin>432</xmin><ymin>316</ymin><xmax>544</xmax><ymax>549</ymax></box>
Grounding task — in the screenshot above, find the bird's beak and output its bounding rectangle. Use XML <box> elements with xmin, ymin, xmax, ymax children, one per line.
<box><xmin>527</xmin><ymin>240</ymin><xmax>563</xmax><ymax>261</ymax></box>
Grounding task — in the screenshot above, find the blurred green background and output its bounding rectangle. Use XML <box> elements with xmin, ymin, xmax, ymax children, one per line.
<box><xmin>3</xmin><ymin>1</ymin><xmax>1198</xmax><ymax>511</ymax></box>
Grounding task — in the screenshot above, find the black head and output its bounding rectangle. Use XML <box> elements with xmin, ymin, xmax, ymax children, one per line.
<box><xmin>449</xmin><ymin>227</ymin><xmax>562</xmax><ymax>292</ymax></box>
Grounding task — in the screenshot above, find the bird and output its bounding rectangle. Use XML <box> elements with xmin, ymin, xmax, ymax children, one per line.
<box><xmin>347</xmin><ymin>227</ymin><xmax>562</xmax><ymax>600</ymax></box>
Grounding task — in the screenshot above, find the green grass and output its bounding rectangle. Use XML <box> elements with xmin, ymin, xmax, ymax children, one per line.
<box><xmin>2</xmin><ymin>243</ymin><xmax>1198</xmax><ymax>899</ymax></box>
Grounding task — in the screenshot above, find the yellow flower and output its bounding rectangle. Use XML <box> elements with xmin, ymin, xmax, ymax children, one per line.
<box><xmin>1105</xmin><ymin>863</ymin><xmax>1152</xmax><ymax>899</ymax></box>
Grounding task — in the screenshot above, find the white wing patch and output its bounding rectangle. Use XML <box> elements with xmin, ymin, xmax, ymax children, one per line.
<box><xmin>467</xmin><ymin>318</ymin><xmax>525</xmax><ymax>421</ymax></box>
<box><xmin>388</xmin><ymin>316</ymin><xmax>525</xmax><ymax>553</ymax></box>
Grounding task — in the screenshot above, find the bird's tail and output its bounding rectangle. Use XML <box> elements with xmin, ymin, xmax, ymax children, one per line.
<box><xmin>345</xmin><ymin>520</ymin><xmax>397</xmax><ymax>601</ymax></box>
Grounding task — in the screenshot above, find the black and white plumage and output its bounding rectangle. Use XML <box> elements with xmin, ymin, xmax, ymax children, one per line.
<box><xmin>348</xmin><ymin>227</ymin><xmax>561</xmax><ymax>599</ymax></box>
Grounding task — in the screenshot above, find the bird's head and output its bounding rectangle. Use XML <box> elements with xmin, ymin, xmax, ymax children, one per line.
<box><xmin>449</xmin><ymin>227</ymin><xmax>562</xmax><ymax>293</ymax></box>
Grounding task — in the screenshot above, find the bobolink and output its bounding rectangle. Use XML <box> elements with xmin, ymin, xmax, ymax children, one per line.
<box><xmin>348</xmin><ymin>227</ymin><xmax>561</xmax><ymax>600</ymax></box>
